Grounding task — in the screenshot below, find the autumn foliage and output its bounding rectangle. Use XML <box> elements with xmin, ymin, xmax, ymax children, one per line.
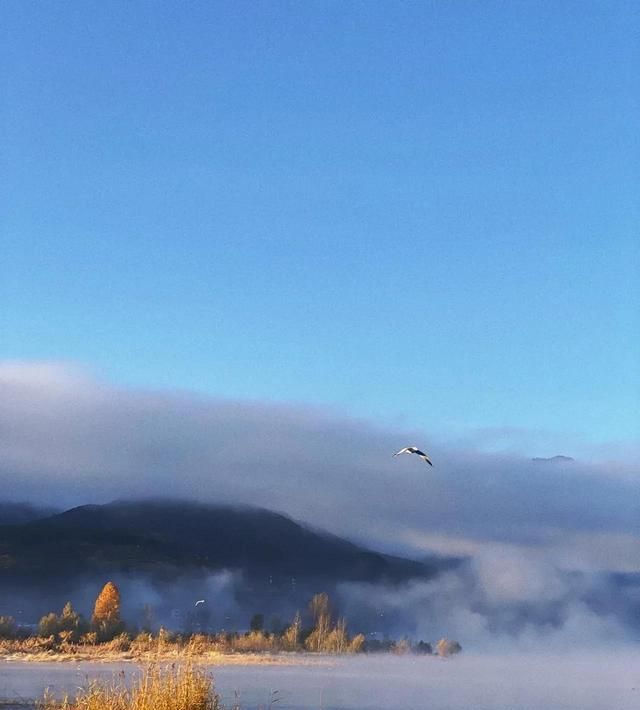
<box><xmin>91</xmin><ymin>581</ymin><xmax>124</xmax><ymax>640</ymax></box>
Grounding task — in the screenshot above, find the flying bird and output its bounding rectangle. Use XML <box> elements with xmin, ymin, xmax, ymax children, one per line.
<box><xmin>393</xmin><ymin>446</ymin><xmax>433</xmax><ymax>466</ymax></box>
<box><xmin>195</xmin><ymin>600</ymin><xmax>205</xmax><ymax>607</ymax></box>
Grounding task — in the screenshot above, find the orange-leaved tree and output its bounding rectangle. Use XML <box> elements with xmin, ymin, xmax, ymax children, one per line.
<box><xmin>91</xmin><ymin>581</ymin><xmax>124</xmax><ymax>640</ymax></box>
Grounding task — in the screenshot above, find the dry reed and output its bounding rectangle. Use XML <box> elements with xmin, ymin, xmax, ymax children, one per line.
<box><xmin>40</xmin><ymin>664</ymin><xmax>222</xmax><ymax>710</ymax></box>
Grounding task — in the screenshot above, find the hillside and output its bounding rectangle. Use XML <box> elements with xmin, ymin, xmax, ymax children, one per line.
<box><xmin>0</xmin><ymin>502</ymin><xmax>58</xmax><ymax>525</ymax></box>
<box><xmin>0</xmin><ymin>499</ymin><xmax>456</xmax><ymax>586</ymax></box>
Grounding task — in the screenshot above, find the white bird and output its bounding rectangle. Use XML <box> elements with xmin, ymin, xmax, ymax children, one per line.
<box><xmin>195</xmin><ymin>600</ymin><xmax>205</xmax><ymax>607</ymax></box>
<box><xmin>393</xmin><ymin>446</ymin><xmax>433</xmax><ymax>466</ymax></box>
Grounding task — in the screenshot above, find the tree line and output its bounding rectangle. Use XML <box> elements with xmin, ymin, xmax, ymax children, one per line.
<box><xmin>0</xmin><ymin>582</ymin><xmax>461</xmax><ymax>656</ymax></box>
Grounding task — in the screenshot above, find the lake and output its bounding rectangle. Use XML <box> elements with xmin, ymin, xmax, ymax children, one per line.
<box><xmin>1</xmin><ymin>652</ymin><xmax>639</xmax><ymax>709</ymax></box>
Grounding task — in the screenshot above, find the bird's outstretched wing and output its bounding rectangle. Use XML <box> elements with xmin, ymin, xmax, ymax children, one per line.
<box><xmin>414</xmin><ymin>450</ymin><xmax>433</xmax><ymax>466</ymax></box>
<box><xmin>393</xmin><ymin>446</ymin><xmax>433</xmax><ymax>465</ymax></box>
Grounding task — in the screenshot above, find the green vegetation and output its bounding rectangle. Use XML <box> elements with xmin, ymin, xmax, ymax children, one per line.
<box><xmin>0</xmin><ymin>615</ymin><xmax>17</xmax><ymax>639</ymax></box>
<box><xmin>38</xmin><ymin>601</ymin><xmax>88</xmax><ymax>641</ymax></box>
<box><xmin>248</xmin><ymin>613</ymin><xmax>264</xmax><ymax>632</ymax></box>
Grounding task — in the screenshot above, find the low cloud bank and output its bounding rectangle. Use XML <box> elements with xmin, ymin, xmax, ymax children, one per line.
<box><xmin>3</xmin><ymin>562</ymin><xmax>637</xmax><ymax>650</ymax></box>
<box><xmin>338</xmin><ymin>552</ymin><xmax>639</xmax><ymax>650</ymax></box>
<box><xmin>2</xmin><ymin>360</ymin><xmax>639</xmax><ymax>645</ymax></box>
<box><xmin>2</xmin><ymin>361</ymin><xmax>638</xmax><ymax>566</ymax></box>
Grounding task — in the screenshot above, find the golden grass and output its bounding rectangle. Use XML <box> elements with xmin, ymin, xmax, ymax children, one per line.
<box><xmin>0</xmin><ymin>632</ymin><xmax>336</xmax><ymax>664</ymax></box>
<box><xmin>40</xmin><ymin>664</ymin><xmax>224</xmax><ymax>710</ymax></box>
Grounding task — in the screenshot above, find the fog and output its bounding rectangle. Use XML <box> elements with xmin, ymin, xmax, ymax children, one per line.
<box><xmin>2</xmin><ymin>361</ymin><xmax>640</xmax><ymax>647</ymax></box>
<box><xmin>3</xmin><ymin>559</ymin><xmax>639</xmax><ymax>651</ymax></box>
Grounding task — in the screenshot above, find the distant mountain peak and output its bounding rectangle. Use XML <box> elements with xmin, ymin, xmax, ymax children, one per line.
<box><xmin>531</xmin><ymin>455</ymin><xmax>574</xmax><ymax>463</ymax></box>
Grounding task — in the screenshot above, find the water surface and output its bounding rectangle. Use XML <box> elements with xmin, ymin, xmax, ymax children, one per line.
<box><xmin>1</xmin><ymin>652</ymin><xmax>638</xmax><ymax>709</ymax></box>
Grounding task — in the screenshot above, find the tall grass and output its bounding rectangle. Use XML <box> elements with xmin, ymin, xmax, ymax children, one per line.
<box><xmin>40</xmin><ymin>664</ymin><xmax>224</xmax><ymax>710</ymax></box>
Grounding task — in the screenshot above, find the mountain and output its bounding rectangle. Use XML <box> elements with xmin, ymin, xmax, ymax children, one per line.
<box><xmin>0</xmin><ymin>499</ymin><xmax>456</xmax><ymax>586</ymax></box>
<box><xmin>0</xmin><ymin>502</ymin><xmax>58</xmax><ymax>525</ymax></box>
<box><xmin>531</xmin><ymin>455</ymin><xmax>575</xmax><ymax>463</ymax></box>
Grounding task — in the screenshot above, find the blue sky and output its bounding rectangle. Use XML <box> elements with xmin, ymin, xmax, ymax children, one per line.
<box><xmin>2</xmin><ymin>0</ymin><xmax>638</xmax><ymax>448</ymax></box>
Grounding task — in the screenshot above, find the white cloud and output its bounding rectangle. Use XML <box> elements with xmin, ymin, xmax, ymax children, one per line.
<box><xmin>2</xmin><ymin>360</ymin><xmax>639</xmax><ymax>570</ymax></box>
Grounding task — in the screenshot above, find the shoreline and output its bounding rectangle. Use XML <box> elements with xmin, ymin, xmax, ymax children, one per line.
<box><xmin>0</xmin><ymin>650</ymin><xmax>331</xmax><ymax>666</ymax></box>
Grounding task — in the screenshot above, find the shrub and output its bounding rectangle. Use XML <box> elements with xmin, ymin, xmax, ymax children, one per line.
<box><xmin>185</xmin><ymin>634</ymin><xmax>210</xmax><ymax>655</ymax></box>
<box><xmin>282</xmin><ymin>612</ymin><xmax>301</xmax><ymax>651</ymax></box>
<box><xmin>103</xmin><ymin>632</ymin><xmax>131</xmax><ymax>652</ymax></box>
<box><xmin>436</xmin><ymin>638</ymin><xmax>462</xmax><ymax>657</ymax></box>
<box><xmin>157</xmin><ymin>626</ymin><xmax>173</xmax><ymax>647</ymax></box>
<box><xmin>305</xmin><ymin>593</ymin><xmax>332</xmax><ymax>652</ymax></box>
<box><xmin>268</xmin><ymin>614</ymin><xmax>284</xmax><ymax>635</ymax></box>
<box><xmin>39</xmin><ymin>602</ymin><xmax>88</xmax><ymax>641</ymax></box>
<box><xmin>131</xmin><ymin>631</ymin><xmax>154</xmax><ymax>654</ymax></box>
<box><xmin>415</xmin><ymin>640</ymin><xmax>432</xmax><ymax>655</ymax></box>
<box><xmin>60</xmin><ymin>602</ymin><xmax>87</xmax><ymax>641</ymax></box>
<box><xmin>38</xmin><ymin>612</ymin><xmax>61</xmax><ymax>638</ymax></box>
<box><xmin>249</xmin><ymin>613</ymin><xmax>264</xmax><ymax>632</ymax></box>
<box><xmin>141</xmin><ymin>604</ymin><xmax>155</xmax><ymax>633</ymax></box>
<box><xmin>26</xmin><ymin>634</ymin><xmax>56</xmax><ymax>651</ymax></box>
<box><xmin>301</xmin><ymin>602</ymin><xmax>359</xmax><ymax>654</ymax></box>
<box><xmin>0</xmin><ymin>615</ymin><xmax>18</xmax><ymax>639</ymax></box>
<box><xmin>58</xmin><ymin>630</ymin><xmax>76</xmax><ymax>647</ymax></box>
<box><xmin>230</xmin><ymin>631</ymin><xmax>274</xmax><ymax>653</ymax></box>
<box><xmin>323</xmin><ymin>619</ymin><xmax>348</xmax><ymax>653</ymax></box>
<box><xmin>391</xmin><ymin>638</ymin><xmax>411</xmax><ymax>655</ymax></box>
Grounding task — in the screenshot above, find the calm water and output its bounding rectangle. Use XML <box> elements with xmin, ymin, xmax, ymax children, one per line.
<box><xmin>1</xmin><ymin>653</ymin><xmax>639</xmax><ymax>709</ymax></box>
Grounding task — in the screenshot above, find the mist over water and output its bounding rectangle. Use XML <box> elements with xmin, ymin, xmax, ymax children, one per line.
<box><xmin>3</xmin><ymin>561</ymin><xmax>638</xmax><ymax>650</ymax></box>
<box><xmin>1</xmin><ymin>653</ymin><xmax>639</xmax><ymax>710</ymax></box>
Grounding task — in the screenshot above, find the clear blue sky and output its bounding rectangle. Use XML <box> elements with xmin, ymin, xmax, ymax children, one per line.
<box><xmin>1</xmin><ymin>1</ymin><xmax>638</xmax><ymax>446</ymax></box>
